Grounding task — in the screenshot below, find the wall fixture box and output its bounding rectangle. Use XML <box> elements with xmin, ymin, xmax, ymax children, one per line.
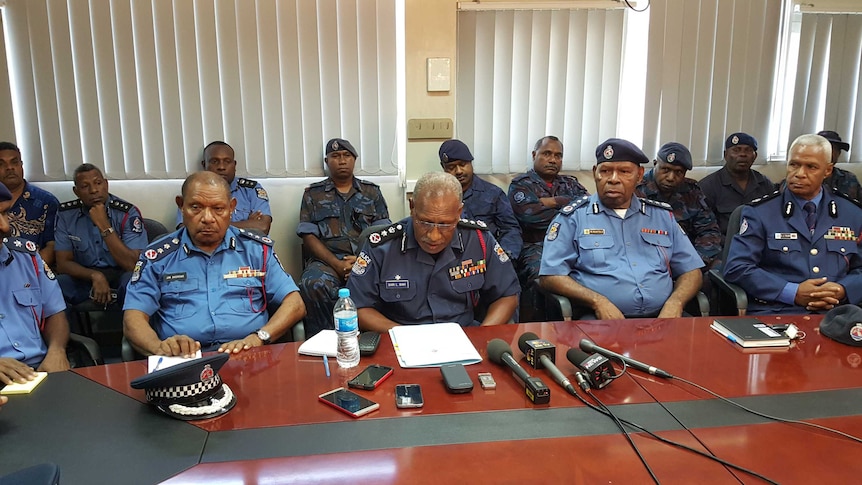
<box><xmin>407</xmin><ymin>118</ymin><xmax>454</xmax><ymax>140</ymax></box>
<box><xmin>426</xmin><ymin>57</ymin><xmax>451</xmax><ymax>92</ymax></box>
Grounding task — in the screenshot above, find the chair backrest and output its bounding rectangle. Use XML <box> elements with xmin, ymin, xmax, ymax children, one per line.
<box><xmin>719</xmin><ymin>205</ymin><xmax>746</xmax><ymax>268</ymax></box>
<box><xmin>144</xmin><ymin>218</ymin><xmax>169</xmax><ymax>243</ymax></box>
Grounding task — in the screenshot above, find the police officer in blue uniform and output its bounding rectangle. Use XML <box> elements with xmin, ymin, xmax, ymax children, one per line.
<box><xmin>439</xmin><ymin>139</ymin><xmax>522</xmax><ymax>259</ymax></box>
<box><xmin>347</xmin><ymin>172</ymin><xmax>520</xmax><ymax>332</ymax></box>
<box><xmin>724</xmin><ymin>134</ymin><xmax>862</xmax><ymax>315</ymax></box>
<box><xmin>175</xmin><ymin>141</ymin><xmax>272</xmax><ymax>235</ymax></box>
<box><xmin>124</xmin><ymin>172</ymin><xmax>305</xmax><ymax>356</ymax></box>
<box><xmin>0</xmin><ymin>182</ymin><xmax>70</xmax><ymax>384</ymax></box>
<box><xmin>540</xmin><ymin>138</ymin><xmax>704</xmax><ymax>320</ymax></box>
<box><xmin>55</xmin><ymin>164</ymin><xmax>148</xmax><ymax>310</ymax></box>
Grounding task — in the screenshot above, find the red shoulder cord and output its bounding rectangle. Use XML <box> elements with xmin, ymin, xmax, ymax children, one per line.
<box><xmin>471</xmin><ymin>229</ymin><xmax>487</xmax><ymax>308</ymax></box>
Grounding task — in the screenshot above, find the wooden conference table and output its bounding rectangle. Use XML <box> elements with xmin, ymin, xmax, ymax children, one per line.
<box><xmin>3</xmin><ymin>314</ymin><xmax>862</xmax><ymax>484</ymax></box>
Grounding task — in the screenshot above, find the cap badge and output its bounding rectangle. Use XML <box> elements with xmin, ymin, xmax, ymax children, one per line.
<box><xmin>442</xmin><ymin>153</ymin><xmax>449</xmax><ymax>163</ymax></box>
<box><xmin>603</xmin><ymin>145</ymin><xmax>614</xmax><ymax>160</ymax></box>
<box><xmin>851</xmin><ymin>323</ymin><xmax>862</xmax><ymax>342</ymax></box>
<box><xmin>667</xmin><ymin>153</ymin><xmax>676</xmax><ymax>163</ymax></box>
<box><xmin>332</xmin><ymin>140</ymin><xmax>340</xmax><ymax>151</ymax></box>
<box><xmin>731</xmin><ymin>135</ymin><xmax>739</xmax><ymax>145</ymax></box>
<box><xmin>200</xmin><ymin>364</ymin><xmax>215</xmax><ymax>381</ymax></box>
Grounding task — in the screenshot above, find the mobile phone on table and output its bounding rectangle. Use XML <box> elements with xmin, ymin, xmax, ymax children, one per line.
<box><xmin>440</xmin><ymin>363</ymin><xmax>473</xmax><ymax>393</ymax></box>
<box><xmin>395</xmin><ymin>384</ymin><xmax>424</xmax><ymax>408</ymax></box>
<box><xmin>347</xmin><ymin>364</ymin><xmax>394</xmax><ymax>390</ymax></box>
<box><xmin>359</xmin><ymin>332</ymin><xmax>381</xmax><ymax>356</ymax></box>
<box><xmin>318</xmin><ymin>387</ymin><xmax>380</xmax><ymax>418</ymax></box>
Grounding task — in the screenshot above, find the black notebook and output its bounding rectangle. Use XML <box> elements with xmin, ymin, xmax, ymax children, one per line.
<box><xmin>710</xmin><ymin>318</ymin><xmax>791</xmax><ymax>348</ymax></box>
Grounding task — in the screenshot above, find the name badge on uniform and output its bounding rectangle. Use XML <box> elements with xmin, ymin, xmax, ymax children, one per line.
<box><xmin>774</xmin><ymin>232</ymin><xmax>798</xmax><ymax>240</ymax></box>
<box><xmin>165</xmin><ymin>272</ymin><xmax>187</xmax><ymax>282</ymax></box>
<box><xmin>583</xmin><ymin>229</ymin><xmax>605</xmax><ymax>235</ymax></box>
<box><xmin>385</xmin><ymin>279</ymin><xmax>409</xmax><ymax>289</ymax></box>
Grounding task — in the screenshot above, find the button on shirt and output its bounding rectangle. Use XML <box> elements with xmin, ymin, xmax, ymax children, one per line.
<box><xmin>462</xmin><ymin>176</ymin><xmax>523</xmax><ymax>259</ymax></box>
<box><xmin>0</xmin><ymin>239</ymin><xmax>66</xmax><ymax>366</ymax></box>
<box><xmin>55</xmin><ymin>195</ymin><xmax>149</xmax><ymax>268</ymax></box>
<box><xmin>123</xmin><ymin>226</ymin><xmax>300</xmax><ymax>345</ymax></box>
<box><xmin>347</xmin><ymin>219</ymin><xmax>520</xmax><ymax>327</ymax></box>
<box><xmin>539</xmin><ymin>194</ymin><xmax>704</xmax><ymax>316</ymax></box>
<box><xmin>8</xmin><ymin>181</ymin><xmax>60</xmax><ymax>249</ymax></box>
<box><xmin>175</xmin><ymin>177</ymin><xmax>272</xmax><ymax>230</ymax></box>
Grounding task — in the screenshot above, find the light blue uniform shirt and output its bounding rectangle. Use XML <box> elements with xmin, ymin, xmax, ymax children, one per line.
<box><xmin>123</xmin><ymin>226</ymin><xmax>299</xmax><ymax>346</ymax></box>
<box><xmin>0</xmin><ymin>238</ymin><xmax>66</xmax><ymax>366</ymax></box>
<box><xmin>540</xmin><ymin>194</ymin><xmax>704</xmax><ymax>316</ymax></box>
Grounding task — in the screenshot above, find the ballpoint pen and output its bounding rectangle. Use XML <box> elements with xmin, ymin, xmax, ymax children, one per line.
<box><xmin>153</xmin><ymin>356</ymin><xmax>164</xmax><ymax>372</ymax></box>
<box><xmin>323</xmin><ymin>355</ymin><xmax>331</xmax><ymax>377</ymax></box>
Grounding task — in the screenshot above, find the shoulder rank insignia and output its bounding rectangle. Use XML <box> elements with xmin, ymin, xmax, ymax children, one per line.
<box><xmin>237</xmin><ymin>228</ymin><xmax>273</xmax><ymax>246</ymax></box>
<box><xmin>638</xmin><ymin>198</ymin><xmax>672</xmax><ymax>211</ymax></box>
<box><xmin>458</xmin><ymin>219</ymin><xmax>488</xmax><ymax>230</ymax></box>
<box><xmin>561</xmin><ymin>195</ymin><xmax>589</xmax><ymax>216</ymax></box>
<box><xmin>4</xmin><ymin>236</ymin><xmax>39</xmax><ymax>254</ymax></box>
<box><xmin>237</xmin><ymin>177</ymin><xmax>258</xmax><ymax>189</ymax></box>
<box><xmin>369</xmin><ymin>223</ymin><xmax>404</xmax><ymax>247</ymax></box>
<box><xmin>749</xmin><ymin>190</ymin><xmax>781</xmax><ymax>206</ymax></box>
<box><xmin>142</xmin><ymin>237</ymin><xmax>182</xmax><ymax>261</ymax></box>
<box><xmin>59</xmin><ymin>199</ymin><xmax>83</xmax><ymax>211</ymax></box>
<box><xmin>831</xmin><ymin>188</ymin><xmax>862</xmax><ymax>209</ymax></box>
<box><xmin>108</xmin><ymin>198</ymin><xmax>132</xmax><ymax>213</ymax></box>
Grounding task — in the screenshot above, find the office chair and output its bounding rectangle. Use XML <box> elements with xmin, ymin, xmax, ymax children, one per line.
<box><xmin>707</xmin><ymin>205</ymin><xmax>749</xmax><ymax>316</ymax></box>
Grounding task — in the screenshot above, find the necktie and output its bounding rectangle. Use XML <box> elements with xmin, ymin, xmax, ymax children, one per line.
<box><xmin>803</xmin><ymin>201</ymin><xmax>817</xmax><ymax>235</ymax></box>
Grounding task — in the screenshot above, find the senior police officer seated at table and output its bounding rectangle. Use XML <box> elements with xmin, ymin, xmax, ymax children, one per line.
<box><xmin>0</xmin><ymin>182</ymin><xmax>70</xmax><ymax>385</ymax></box>
<box><xmin>539</xmin><ymin>138</ymin><xmax>704</xmax><ymax>320</ymax></box>
<box><xmin>347</xmin><ymin>172</ymin><xmax>520</xmax><ymax>332</ymax></box>
<box><xmin>723</xmin><ymin>134</ymin><xmax>862</xmax><ymax>315</ymax></box>
<box><xmin>123</xmin><ymin>171</ymin><xmax>306</xmax><ymax>356</ymax></box>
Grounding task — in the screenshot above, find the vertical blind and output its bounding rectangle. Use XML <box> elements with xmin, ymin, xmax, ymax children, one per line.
<box><xmin>2</xmin><ymin>0</ymin><xmax>399</xmax><ymax>181</ymax></box>
<box><xmin>789</xmin><ymin>12</ymin><xmax>862</xmax><ymax>161</ymax></box>
<box><xmin>457</xmin><ymin>8</ymin><xmax>625</xmax><ymax>172</ymax></box>
<box><xmin>642</xmin><ymin>0</ymin><xmax>783</xmax><ymax>165</ymax></box>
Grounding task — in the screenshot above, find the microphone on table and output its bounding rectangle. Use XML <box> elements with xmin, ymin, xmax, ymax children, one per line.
<box><xmin>566</xmin><ymin>347</ymin><xmax>614</xmax><ymax>389</ymax></box>
<box><xmin>517</xmin><ymin>332</ymin><xmax>575</xmax><ymax>395</ymax></box>
<box><xmin>579</xmin><ymin>339</ymin><xmax>673</xmax><ymax>379</ymax></box>
<box><xmin>487</xmin><ymin>339</ymin><xmax>551</xmax><ymax>404</ymax></box>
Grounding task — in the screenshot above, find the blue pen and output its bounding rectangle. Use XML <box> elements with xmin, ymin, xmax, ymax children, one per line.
<box><xmin>323</xmin><ymin>355</ymin><xmax>331</xmax><ymax>377</ymax></box>
<box><xmin>725</xmin><ymin>334</ymin><xmax>739</xmax><ymax>345</ymax></box>
<box><xmin>153</xmin><ymin>357</ymin><xmax>164</xmax><ymax>372</ymax></box>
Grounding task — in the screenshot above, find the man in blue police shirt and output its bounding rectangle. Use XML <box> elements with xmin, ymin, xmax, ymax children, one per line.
<box><xmin>124</xmin><ymin>171</ymin><xmax>305</xmax><ymax>356</ymax></box>
<box><xmin>176</xmin><ymin>141</ymin><xmax>272</xmax><ymax>235</ymax></box>
<box><xmin>55</xmin><ymin>164</ymin><xmax>148</xmax><ymax>309</ymax></box>
<box><xmin>0</xmin><ymin>182</ymin><xmax>70</xmax><ymax>385</ymax></box>
<box><xmin>723</xmin><ymin>134</ymin><xmax>862</xmax><ymax>314</ymax></box>
<box><xmin>539</xmin><ymin>138</ymin><xmax>704</xmax><ymax>319</ymax></box>
<box><xmin>439</xmin><ymin>139</ymin><xmax>522</xmax><ymax>259</ymax></box>
<box><xmin>347</xmin><ymin>172</ymin><xmax>520</xmax><ymax>332</ymax></box>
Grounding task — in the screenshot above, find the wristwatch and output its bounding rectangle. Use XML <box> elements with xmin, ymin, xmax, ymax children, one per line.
<box><xmin>100</xmin><ymin>227</ymin><xmax>115</xmax><ymax>238</ymax></box>
<box><xmin>255</xmin><ymin>329</ymin><xmax>271</xmax><ymax>344</ymax></box>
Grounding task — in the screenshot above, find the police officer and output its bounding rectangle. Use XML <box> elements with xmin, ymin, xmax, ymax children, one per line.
<box><xmin>636</xmin><ymin>142</ymin><xmax>722</xmax><ymax>269</ymax></box>
<box><xmin>539</xmin><ymin>138</ymin><xmax>704</xmax><ymax>320</ymax></box>
<box><xmin>507</xmin><ymin>135</ymin><xmax>588</xmax><ymax>321</ymax></box>
<box><xmin>347</xmin><ymin>172</ymin><xmax>520</xmax><ymax>332</ymax></box>
<box><xmin>723</xmin><ymin>134</ymin><xmax>862</xmax><ymax>315</ymax></box>
<box><xmin>699</xmin><ymin>132</ymin><xmax>775</xmax><ymax>237</ymax></box>
<box><xmin>0</xmin><ymin>182</ymin><xmax>70</xmax><ymax>384</ymax></box>
<box><xmin>818</xmin><ymin>130</ymin><xmax>860</xmax><ymax>201</ymax></box>
<box><xmin>1</xmin><ymin>141</ymin><xmax>60</xmax><ymax>266</ymax></box>
<box><xmin>124</xmin><ymin>171</ymin><xmax>306</xmax><ymax>356</ymax></box>
<box><xmin>55</xmin><ymin>164</ymin><xmax>148</xmax><ymax>310</ymax></box>
<box><xmin>297</xmin><ymin>138</ymin><xmax>391</xmax><ymax>337</ymax></box>
<box><xmin>175</xmin><ymin>141</ymin><xmax>272</xmax><ymax>235</ymax></box>
<box><xmin>440</xmin><ymin>139</ymin><xmax>522</xmax><ymax>259</ymax></box>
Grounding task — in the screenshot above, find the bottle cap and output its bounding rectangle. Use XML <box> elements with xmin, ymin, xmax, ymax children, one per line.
<box><xmin>338</xmin><ymin>288</ymin><xmax>350</xmax><ymax>298</ymax></box>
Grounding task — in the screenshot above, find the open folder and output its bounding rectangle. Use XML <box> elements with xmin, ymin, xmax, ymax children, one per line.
<box><xmin>389</xmin><ymin>323</ymin><xmax>482</xmax><ymax>368</ymax></box>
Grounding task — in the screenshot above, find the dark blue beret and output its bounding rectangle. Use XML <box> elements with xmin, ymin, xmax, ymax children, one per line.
<box><xmin>595</xmin><ymin>138</ymin><xmax>649</xmax><ymax>165</ymax></box>
<box><xmin>130</xmin><ymin>353</ymin><xmax>237</xmax><ymax>420</ymax></box>
<box><xmin>821</xmin><ymin>305</ymin><xmax>862</xmax><ymax>347</ymax></box>
<box><xmin>656</xmin><ymin>142</ymin><xmax>693</xmax><ymax>170</ymax></box>
<box><xmin>439</xmin><ymin>139</ymin><xmax>474</xmax><ymax>163</ymax></box>
<box><xmin>325</xmin><ymin>138</ymin><xmax>358</xmax><ymax>158</ymax></box>
<box><xmin>725</xmin><ymin>132</ymin><xmax>758</xmax><ymax>151</ymax></box>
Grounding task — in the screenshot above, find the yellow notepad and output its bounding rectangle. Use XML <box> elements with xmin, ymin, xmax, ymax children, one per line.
<box><xmin>1</xmin><ymin>372</ymin><xmax>47</xmax><ymax>395</ymax></box>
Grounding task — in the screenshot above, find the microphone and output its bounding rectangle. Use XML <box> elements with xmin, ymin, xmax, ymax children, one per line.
<box><xmin>487</xmin><ymin>339</ymin><xmax>551</xmax><ymax>404</ymax></box>
<box><xmin>579</xmin><ymin>339</ymin><xmax>673</xmax><ymax>379</ymax></box>
<box><xmin>566</xmin><ymin>347</ymin><xmax>614</xmax><ymax>389</ymax></box>
<box><xmin>517</xmin><ymin>332</ymin><xmax>575</xmax><ymax>395</ymax></box>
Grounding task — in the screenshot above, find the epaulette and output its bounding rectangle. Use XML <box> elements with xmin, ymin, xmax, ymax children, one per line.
<box><xmin>108</xmin><ymin>198</ymin><xmax>132</xmax><ymax>212</ymax></box>
<box><xmin>559</xmin><ymin>195</ymin><xmax>590</xmax><ymax>216</ymax></box>
<box><xmin>639</xmin><ymin>198</ymin><xmax>673</xmax><ymax>211</ymax></box>
<box><xmin>237</xmin><ymin>177</ymin><xmax>258</xmax><ymax>188</ymax></box>
<box><xmin>511</xmin><ymin>172</ymin><xmax>531</xmax><ymax>183</ymax></box>
<box><xmin>307</xmin><ymin>179</ymin><xmax>327</xmax><ymax>189</ymax></box>
<box><xmin>141</xmin><ymin>236</ymin><xmax>182</xmax><ymax>262</ymax></box>
<box><xmin>458</xmin><ymin>218</ymin><xmax>489</xmax><ymax>230</ymax></box>
<box><xmin>367</xmin><ymin>223</ymin><xmax>404</xmax><ymax>247</ymax></box>
<box><xmin>237</xmin><ymin>228</ymin><xmax>274</xmax><ymax>246</ymax></box>
<box><xmin>357</xmin><ymin>178</ymin><xmax>381</xmax><ymax>188</ymax></box>
<box><xmin>749</xmin><ymin>189</ymin><xmax>781</xmax><ymax>206</ymax></box>
<box><xmin>3</xmin><ymin>236</ymin><xmax>39</xmax><ymax>254</ymax></box>
<box><xmin>59</xmin><ymin>199</ymin><xmax>83</xmax><ymax>211</ymax></box>
<box><xmin>831</xmin><ymin>186</ymin><xmax>862</xmax><ymax>209</ymax></box>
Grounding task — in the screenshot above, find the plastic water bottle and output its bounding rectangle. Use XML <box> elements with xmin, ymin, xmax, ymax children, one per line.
<box><xmin>334</xmin><ymin>288</ymin><xmax>360</xmax><ymax>368</ymax></box>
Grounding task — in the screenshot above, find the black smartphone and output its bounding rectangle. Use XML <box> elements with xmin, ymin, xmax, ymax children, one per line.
<box><xmin>359</xmin><ymin>332</ymin><xmax>381</xmax><ymax>356</ymax></box>
<box><xmin>347</xmin><ymin>364</ymin><xmax>394</xmax><ymax>390</ymax></box>
<box><xmin>318</xmin><ymin>387</ymin><xmax>380</xmax><ymax>418</ymax></box>
<box><xmin>440</xmin><ymin>364</ymin><xmax>473</xmax><ymax>393</ymax></box>
<box><xmin>395</xmin><ymin>384</ymin><xmax>424</xmax><ymax>408</ymax></box>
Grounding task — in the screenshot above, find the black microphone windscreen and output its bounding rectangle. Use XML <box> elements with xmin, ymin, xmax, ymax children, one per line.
<box><xmin>567</xmin><ymin>347</ymin><xmax>592</xmax><ymax>365</ymax></box>
<box><xmin>579</xmin><ymin>339</ymin><xmax>597</xmax><ymax>353</ymax></box>
<box><xmin>487</xmin><ymin>339</ymin><xmax>513</xmax><ymax>365</ymax></box>
<box><xmin>517</xmin><ymin>332</ymin><xmax>540</xmax><ymax>353</ymax></box>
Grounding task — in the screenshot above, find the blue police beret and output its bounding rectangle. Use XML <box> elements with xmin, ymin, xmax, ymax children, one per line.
<box><xmin>439</xmin><ymin>139</ymin><xmax>474</xmax><ymax>163</ymax></box>
<box><xmin>595</xmin><ymin>138</ymin><xmax>649</xmax><ymax>165</ymax></box>
<box><xmin>817</xmin><ymin>130</ymin><xmax>850</xmax><ymax>152</ymax></box>
<box><xmin>725</xmin><ymin>132</ymin><xmax>758</xmax><ymax>151</ymax></box>
<box><xmin>0</xmin><ymin>182</ymin><xmax>11</xmax><ymax>202</ymax></box>
<box><xmin>325</xmin><ymin>138</ymin><xmax>358</xmax><ymax>158</ymax></box>
<box><xmin>821</xmin><ymin>305</ymin><xmax>862</xmax><ymax>347</ymax></box>
<box><xmin>130</xmin><ymin>353</ymin><xmax>237</xmax><ymax>420</ymax></box>
<box><xmin>656</xmin><ymin>142</ymin><xmax>693</xmax><ymax>170</ymax></box>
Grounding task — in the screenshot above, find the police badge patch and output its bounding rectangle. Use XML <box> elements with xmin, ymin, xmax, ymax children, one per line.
<box><xmin>513</xmin><ymin>191</ymin><xmax>526</xmax><ymax>203</ymax></box>
<box><xmin>739</xmin><ymin>218</ymin><xmax>748</xmax><ymax>235</ymax></box>
<box><xmin>256</xmin><ymin>187</ymin><xmax>269</xmax><ymax>200</ymax></box>
<box><xmin>352</xmin><ymin>251</ymin><xmax>371</xmax><ymax>276</ymax></box>
<box><xmin>547</xmin><ymin>222</ymin><xmax>560</xmax><ymax>241</ymax></box>
<box><xmin>494</xmin><ymin>242</ymin><xmax>509</xmax><ymax>263</ymax></box>
<box><xmin>43</xmin><ymin>260</ymin><xmax>56</xmax><ymax>280</ymax></box>
<box><xmin>132</xmin><ymin>216</ymin><xmax>143</xmax><ymax>233</ymax></box>
<box><xmin>131</xmin><ymin>260</ymin><xmax>145</xmax><ymax>283</ymax></box>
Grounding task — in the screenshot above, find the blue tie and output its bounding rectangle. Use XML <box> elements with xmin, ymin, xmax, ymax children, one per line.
<box><xmin>803</xmin><ymin>202</ymin><xmax>816</xmax><ymax>235</ymax></box>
